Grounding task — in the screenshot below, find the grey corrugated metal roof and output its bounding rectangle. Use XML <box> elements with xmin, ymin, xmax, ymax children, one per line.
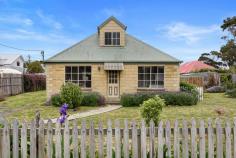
<box><xmin>98</xmin><ymin>16</ymin><xmax>127</xmax><ymax>31</ymax></box>
<box><xmin>46</xmin><ymin>34</ymin><xmax>181</xmax><ymax>63</ymax></box>
<box><xmin>0</xmin><ymin>54</ymin><xmax>23</xmax><ymax>65</ymax></box>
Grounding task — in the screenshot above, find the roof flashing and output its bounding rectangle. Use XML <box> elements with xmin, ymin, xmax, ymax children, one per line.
<box><xmin>97</xmin><ymin>16</ymin><xmax>127</xmax><ymax>32</ymax></box>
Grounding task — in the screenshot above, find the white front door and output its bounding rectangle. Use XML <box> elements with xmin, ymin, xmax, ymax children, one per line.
<box><xmin>107</xmin><ymin>70</ymin><xmax>119</xmax><ymax>97</ymax></box>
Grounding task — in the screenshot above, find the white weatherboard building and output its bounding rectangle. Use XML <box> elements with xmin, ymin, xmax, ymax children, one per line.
<box><xmin>0</xmin><ymin>54</ymin><xmax>24</xmax><ymax>74</ymax></box>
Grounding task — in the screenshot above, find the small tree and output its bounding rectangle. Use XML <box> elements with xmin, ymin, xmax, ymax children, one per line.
<box><xmin>27</xmin><ymin>61</ymin><xmax>44</xmax><ymax>73</ymax></box>
<box><xmin>60</xmin><ymin>82</ymin><xmax>83</xmax><ymax>109</ymax></box>
<box><xmin>140</xmin><ymin>95</ymin><xmax>165</xmax><ymax>125</ymax></box>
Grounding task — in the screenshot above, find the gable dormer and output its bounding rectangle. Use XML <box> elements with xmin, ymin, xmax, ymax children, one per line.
<box><xmin>98</xmin><ymin>16</ymin><xmax>127</xmax><ymax>47</ymax></box>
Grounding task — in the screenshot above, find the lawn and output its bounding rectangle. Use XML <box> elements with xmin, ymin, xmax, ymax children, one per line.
<box><xmin>85</xmin><ymin>93</ymin><xmax>236</xmax><ymax>126</ymax></box>
<box><xmin>0</xmin><ymin>91</ymin><xmax>100</xmax><ymax>121</ymax></box>
<box><xmin>0</xmin><ymin>91</ymin><xmax>235</xmax><ymax>125</ymax></box>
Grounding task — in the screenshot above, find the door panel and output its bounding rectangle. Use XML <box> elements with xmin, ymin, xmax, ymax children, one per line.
<box><xmin>107</xmin><ymin>70</ymin><xmax>119</xmax><ymax>97</ymax></box>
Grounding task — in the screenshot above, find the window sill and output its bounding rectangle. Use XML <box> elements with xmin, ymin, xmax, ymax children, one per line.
<box><xmin>137</xmin><ymin>88</ymin><xmax>165</xmax><ymax>91</ymax></box>
<box><xmin>81</xmin><ymin>88</ymin><xmax>92</xmax><ymax>91</ymax></box>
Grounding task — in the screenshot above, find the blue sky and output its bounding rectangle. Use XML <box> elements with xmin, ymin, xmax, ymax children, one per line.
<box><xmin>0</xmin><ymin>0</ymin><xmax>235</xmax><ymax>62</ymax></box>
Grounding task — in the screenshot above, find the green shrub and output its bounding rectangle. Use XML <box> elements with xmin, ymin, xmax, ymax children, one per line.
<box><xmin>121</xmin><ymin>91</ymin><xmax>198</xmax><ymax>107</ymax></box>
<box><xmin>81</xmin><ymin>92</ymin><xmax>105</xmax><ymax>106</ymax></box>
<box><xmin>159</xmin><ymin>92</ymin><xmax>198</xmax><ymax>106</ymax></box>
<box><xmin>60</xmin><ymin>82</ymin><xmax>83</xmax><ymax>109</ymax></box>
<box><xmin>225</xmin><ymin>88</ymin><xmax>236</xmax><ymax>98</ymax></box>
<box><xmin>140</xmin><ymin>95</ymin><xmax>165</xmax><ymax>125</ymax></box>
<box><xmin>51</xmin><ymin>94</ymin><xmax>62</xmax><ymax>107</ymax></box>
<box><xmin>220</xmin><ymin>73</ymin><xmax>236</xmax><ymax>90</ymax></box>
<box><xmin>120</xmin><ymin>93</ymin><xmax>154</xmax><ymax>107</ymax></box>
<box><xmin>180</xmin><ymin>82</ymin><xmax>196</xmax><ymax>92</ymax></box>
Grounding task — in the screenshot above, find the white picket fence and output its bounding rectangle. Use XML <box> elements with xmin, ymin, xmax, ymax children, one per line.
<box><xmin>0</xmin><ymin>118</ymin><xmax>235</xmax><ymax>158</ymax></box>
<box><xmin>197</xmin><ymin>86</ymin><xmax>204</xmax><ymax>101</ymax></box>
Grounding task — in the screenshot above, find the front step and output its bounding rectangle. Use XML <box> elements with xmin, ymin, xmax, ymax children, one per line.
<box><xmin>106</xmin><ymin>98</ymin><xmax>120</xmax><ymax>104</ymax></box>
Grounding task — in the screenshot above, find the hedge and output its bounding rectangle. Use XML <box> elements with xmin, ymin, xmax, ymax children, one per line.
<box><xmin>121</xmin><ymin>91</ymin><xmax>198</xmax><ymax>107</ymax></box>
<box><xmin>24</xmin><ymin>74</ymin><xmax>46</xmax><ymax>92</ymax></box>
<box><xmin>80</xmin><ymin>92</ymin><xmax>105</xmax><ymax>106</ymax></box>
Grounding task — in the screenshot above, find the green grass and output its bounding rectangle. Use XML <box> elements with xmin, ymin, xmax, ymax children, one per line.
<box><xmin>1</xmin><ymin>91</ymin><xmax>235</xmax><ymax>125</ymax></box>
<box><xmin>85</xmin><ymin>93</ymin><xmax>236</xmax><ymax>126</ymax></box>
<box><xmin>0</xmin><ymin>91</ymin><xmax>100</xmax><ymax>121</ymax></box>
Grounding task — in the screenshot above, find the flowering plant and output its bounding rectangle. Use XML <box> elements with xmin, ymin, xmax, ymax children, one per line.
<box><xmin>57</xmin><ymin>103</ymin><xmax>69</xmax><ymax>123</ymax></box>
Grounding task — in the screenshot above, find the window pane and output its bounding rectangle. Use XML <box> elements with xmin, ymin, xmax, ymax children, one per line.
<box><xmin>86</xmin><ymin>81</ymin><xmax>91</xmax><ymax>88</ymax></box>
<box><xmin>158</xmin><ymin>81</ymin><xmax>164</xmax><ymax>88</ymax></box>
<box><xmin>113</xmin><ymin>39</ymin><xmax>117</xmax><ymax>45</ymax></box>
<box><xmin>72</xmin><ymin>67</ymin><xmax>78</xmax><ymax>73</ymax></box>
<box><xmin>138</xmin><ymin>81</ymin><xmax>145</xmax><ymax>87</ymax></box>
<box><xmin>151</xmin><ymin>74</ymin><xmax>157</xmax><ymax>80</ymax></box>
<box><xmin>145</xmin><ymin>81</ymin><xmax>150</xmax><ymax>87</ymax></box>
<box><xmin>117</xmin><ymin>32</ymin><xmax>120</xmax><ymax>38</ymax></box>
<box><xmin>113</xmin><ymin>32</ymin><xmax>117</xmax><ymax>38</ymax></box>
<box><xmin>105</xmin><ymin>32</ymin><xmax>108</xmax><ymax>38</ymax></box>
<box><xmin>138</xmin><ymin>67</ymin><xmax>144</xmax><ymax>73</ymax></box>
<box><xmin>65</xmin><ymin>67</ymin><xmax>71</xmax><ymax>73</ymax></box>
<box><xmin>72</xmin><ymin>74</ymin><xmax>78</xmax><ymax>80</ymax></box>
<box><xmin>138</xmin><ymin>74</ymin><xmax>144</xmax><ymax>80</ymax></box>
<box><xmin>152</xmin><ymin>67</ymin><xmax>157</xmax><ymax>73</ymax></box>
<box><xmin>79</xmin><ymin>81</ymin><xmax>85</xmax><ymax>87</ymax></box>
<box><xmin>87</xmin><ymin>74</ymin><xmax>91</xmax><ymax>80</ymax></box>
<box><xmin>65</xmin><ymin>74</ymin><xmax>71</xmax><ymax>81</ymax></box>
<box><xmin>158</xmin><ymin>74</ymin><xmax>164</xmax><ymax>81</ymax></box>
<box><xmin>158</xmin><ymin>67</ymin><xmax>164</xmax><ymax>73</ymax></box>
<box><xmin>145</xmin><ymin>73</ymin><xmax>150</xmax><ymax>80</ymax></box>
<box><xmin>79</xmin><ymin>67</ymin><xmax>85</xmax><ymax>73</ymax></box>
<box><xmin>117</xmin><ymin>39</ymin><xmax>120</xmax><ymax>45</ymax></box>
<box><xmin>145</xmin><ymin>67</ymin><xmax>150</xmax><ymax>73</ymax></box>
<box><xmin>151</xmin><ymin>81</ymin><xmax>158</xmax><ymax>88</ymax></box>
<box><xmin>105</xmin><ymin>39</ymin><xmax>111</xmax><ymax>45</ymax></box>
<box><xmin>86</xmin><ymin>66</ymin><xmax>91</xmax><ymax>72</ymax></box>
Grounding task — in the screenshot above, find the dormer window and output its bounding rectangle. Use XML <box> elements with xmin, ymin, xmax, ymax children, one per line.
<box><xmin>105</xmin><ymin>32</ymin><xmax>120</xmax><ymax>46</ymax></box>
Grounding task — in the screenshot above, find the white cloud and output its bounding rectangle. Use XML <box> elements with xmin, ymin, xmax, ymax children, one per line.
<box><xmin>0</xmin><ymin>14</ymin><xmax>33</xmax><ymax>26</ymax></box>
<box><xmin>158</xmin><ymin>22</ymin><xmax>220</xmax><ymax>44</ymax></box>
<box><xmin>0</xmin><ymin>29</ymin><xmax>76</xmax><ymax>45</ymax></box>
<box><xmin>101</xmin><ymin>7</ymin><xmax>124</xmax><ymax>17</ymax></box>
<box><xmin>36</xmin><ymin>9</ymin><xmax>63</xmax><ymax>30</ymax></box>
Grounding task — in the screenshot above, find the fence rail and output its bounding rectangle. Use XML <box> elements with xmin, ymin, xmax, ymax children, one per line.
<box><xmin>0</xmin><ymin>118</ymin><xmax>236</xmax><ymax>158</ymax></box>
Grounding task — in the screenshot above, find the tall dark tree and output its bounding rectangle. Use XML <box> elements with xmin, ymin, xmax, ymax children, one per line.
<box><xmin>198</xmin><ymin>52</ymin><xmax>222</xmax><ymax>68</ymax></box>
<box><xmin>199</xmin><ymin>16</ymin><xmax>236</xmax><ymax>67</ymax></box>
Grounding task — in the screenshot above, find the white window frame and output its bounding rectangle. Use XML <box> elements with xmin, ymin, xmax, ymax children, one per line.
<box><xmin>138</xmin><ymin>66</ymin><xmax>164</xmax><ymax>89</ymax></box>
<box><xmin>104</xmin><ymin>32</ymin><xmax>120</xmax><ymax>46</ymax></box>
<box><xmin>65</xmin><ymin>66</ymin><xmax>91</xmax><ymax>88</ymax></box>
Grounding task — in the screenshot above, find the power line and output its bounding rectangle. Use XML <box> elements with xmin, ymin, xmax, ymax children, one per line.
<box><xmin>0</xmin><ymin>42</ymin><xmax>43</xmax><ymax>52</ymax></box>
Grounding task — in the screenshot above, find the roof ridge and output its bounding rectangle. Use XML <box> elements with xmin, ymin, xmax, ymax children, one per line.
<box><xmin>126</xmin><ymin>34</ymin><xmax>181</xmax><ymax>62</ymax></box>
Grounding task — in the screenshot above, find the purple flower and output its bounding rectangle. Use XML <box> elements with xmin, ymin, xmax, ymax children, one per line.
<box><xmin>60</xmin><ymin>103</ymin><xmax>68</xmax><ymax>115</ymax></box>
<box><xmin>58</xmin><ymin>103</ymin><xmax>69</xmax><ymax>124</ymax></box>
<box><xmin>58</xmin><ymin>115</ymin><xmax>66</xmax><ymax>123</ymax></box>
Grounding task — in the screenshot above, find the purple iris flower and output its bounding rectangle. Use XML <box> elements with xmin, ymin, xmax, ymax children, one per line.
<box><xmin>60</xmin><ymin>103</ymin><xmax>68</xmax><ymax>115</ymax></box>
<box><xmin>57</xmin><ymin>103</ymin><xmax>69</xmax><ymax>124</ymax></box>
<box><xmin>58</xmin><ymin>115</ymin><xmax>66</xmax><ymax>123</ymax></box>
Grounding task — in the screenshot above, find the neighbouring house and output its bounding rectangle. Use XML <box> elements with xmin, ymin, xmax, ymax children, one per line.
<box><xmin>45</xmin><ymin>16</ymin><xmax>181</xmax><ymax>103</ymax></box>
<box><xmin>180</xmin><ymin>60</ymin><xmax>215</xmax><ymax>74</ymax></box>
<box><xmin>0</xmin><ymin>54</ymin><xmax>24</xmax><ymax>74</ymax></box>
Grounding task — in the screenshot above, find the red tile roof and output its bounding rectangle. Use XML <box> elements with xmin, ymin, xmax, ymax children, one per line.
<box><xmin>180</xmin><ymin>61</ymin><xmax>215</xmax><ymax>74</ymax></box>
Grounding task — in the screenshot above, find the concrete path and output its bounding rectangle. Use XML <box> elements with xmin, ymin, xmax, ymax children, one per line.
<box><xmin>44</xmin><ymin>105</ymin><xmax>122</xmax><ymax>123</ymax></box>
